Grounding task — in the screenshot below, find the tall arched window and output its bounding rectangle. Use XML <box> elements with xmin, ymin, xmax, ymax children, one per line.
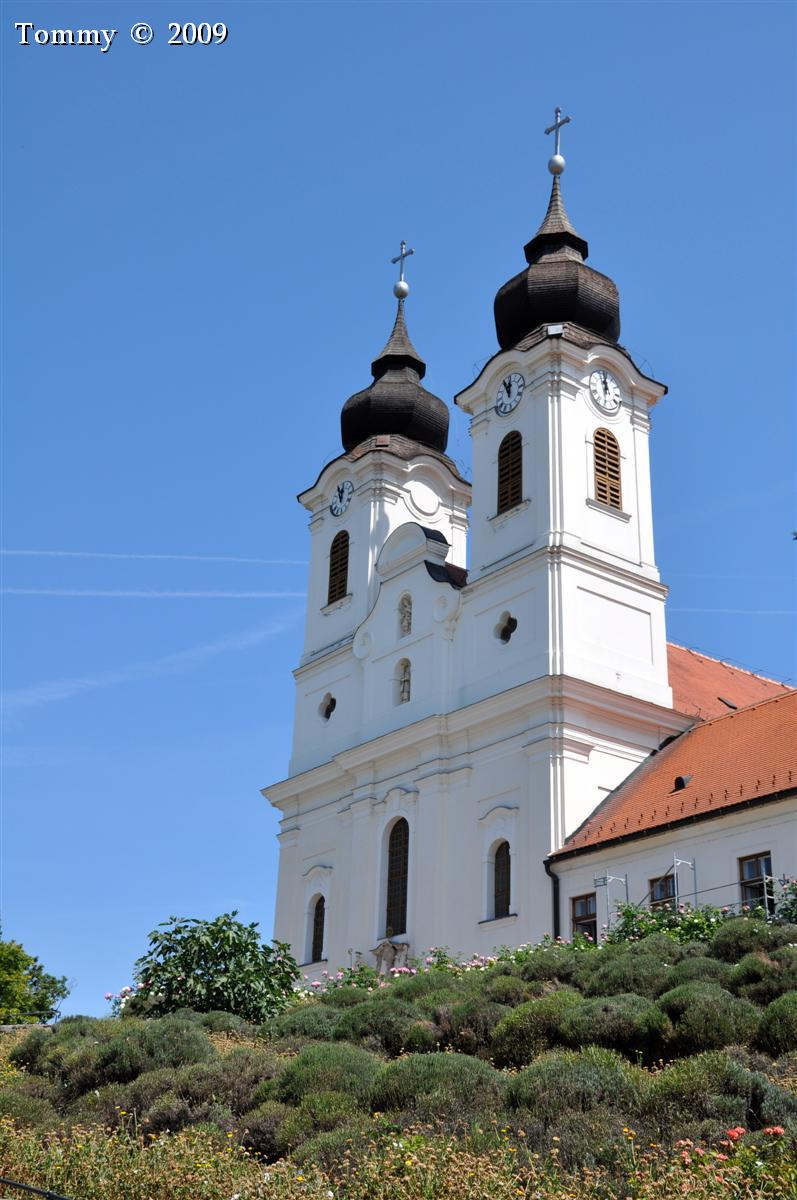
<box><xmin>385</xmin><ymin>818</ymin><xmax>409</xmax><ymax>936</ymax></box>
<box><xmin>327</xmin><ymin>530</ymin><xmax>349</xmax><ymax>605</ymax></box>
<box><xmin>311</xmin><ymin>896</ymin><xmax>325</xmax><ymax>962</ymax></box>
<box><xmin>593</xmin><ymin>428</ymin><xmax>622</xmax><ymax>509</ymax></box>
<box><xmin>497</xmin><ymin>431</ymin><xmax>523</xmax><ymax>514</ymax></box>
<box><xmin>494</xmin><ymin>841</ymin><xmax>511</xmax><ymax>919</ymax></box>
<box><xmin>396</xmin><ymin>659</ymin><xmax>411</xmax><ymax>705</ymax></box>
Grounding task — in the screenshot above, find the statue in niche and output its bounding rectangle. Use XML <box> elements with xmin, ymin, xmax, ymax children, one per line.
<box><xmin>372</xmin><ymin>938</ymin><xmax>410</xmax><ymax>975</ymax></box>
<box><xmin>399</xmin><ymin>594</ymin><xmax>412</xmax><ymax>637</ymax></box>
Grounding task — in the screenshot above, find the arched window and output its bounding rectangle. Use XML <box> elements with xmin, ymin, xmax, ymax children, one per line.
<box><xmin>396</xmin><ymin>659</ymin><xmax>411</xmax><ymax>704</ymax></box>
<box><xmin>497</xmin><ymin>431</ymin><xmax>523</xmax><ymax>514</ymax></box>
<box><xmin>385</xmin><ymin>818</ymin><xmax>409</xmax><ymax>937</ymax></box>
<box><xmin>399</xmin><ymin>594</ymin><xmax>412</xmax><ymax>637</ymax></box>
<box><xmin>593</xmin><ymin>428</ymin><xmax>622</xmax><ymax>509</ymax></box>
<box><xmin>311</xmin><ymin>895</ymin><xmax>325</xmax><ymax>962</ymax></box>
<box><xmin>494</xmin><ymin>841</ymin><xmax>511</xmax><ymax>919</ymax></box>
<box><xmin>327</xmin><ymin>530</ymin><xmax>349</xmax><ymax>605</ymax></box>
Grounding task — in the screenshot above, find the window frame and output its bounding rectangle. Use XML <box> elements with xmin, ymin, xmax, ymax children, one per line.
<box><xmin>738</xmin><ymin>851</ymin><xmax>774</xmax><ymax>915</ymax></box>
<box><xmin>493</xmin><ymin>840</ymin><xmax>511</xmax><ymax>919</ymax></box>
<box><xmin>310</xmin><ymin>895</ymin><xmax>326</xmax><ymax>963</ymax></box>
<box><xmin>385</xmin><ymin>818</ymin><xmax>409</xmax><ymax>937</ymax></box>
<box><xmin>571</xmin><ymin>892</ymin><xmax>597</xmax><ymax>942</ymax></box>
<box><xmin>327</xmin><ymin>530</ymin><xmax>350</xmax><ymax>606</ymax></box>
<box><xmin>496</xmin><ymin>430</ymin><xmax>523</xmax><ymax>515</ymax></box>
<box><xmin>593</xmin><ymin>427</ymin><xmax>622</xmax><ymax>510</ymax></box>
<box><xmin>649</xmin><ymin>873</ymin><xmax>676</xmax><ymax>911</ymax></box>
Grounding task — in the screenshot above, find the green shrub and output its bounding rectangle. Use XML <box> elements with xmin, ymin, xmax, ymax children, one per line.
<box><xmin>237</xmin><ymin>1100</ymin><xmax>291</xmax><ymax>1158</ymax></box>
<box><xmin>519</xmin><ymin>946</ymin><xmax>587</xmax><ymax>986</ymax></box>
<box><xmin>88</xmin><ymin>1016</ymin><xmax>215</xmax><ymax>1092</ymax></box>
<box><xmin>196</xmin><ymin>1010</ymin><xmax>251</xmax><ymax>1035</ymax></box>
<box><xmin>449</xmin><ymin>998</ymin><xmax>509</xmax><ymax>1054</ymax></box>
<box><xmin>559</xmin><ymin>993</ymin><xmax>670</xmax><ymax>1058</ymax></box>
<box><xmin>490</xmin><ymin>989</ymin><xmax>582</xmax><ymax>1068</ymax></box>
<box><xmin>275</xmin><ymin>1043</ymin><xmax>381</xmax><ymax>1107</ymax></box>
<box><xmin>642</xmin><ymin>1050</ymin><xmax>797</xmax><ymax>1134</ymax></box>
<box><xmin>0</xmin><ymin>1089</ymin><xmax>59</xmax><ymax>1129</ymax></box>
<box><xmin>707</xmin><ymin>918</ymin><xmax>797</xmax><ymax>963</ymax></box>
<box><xmin>269</xmin><ymin>1004</ymin><xmax>340</xmax><ymax>1040</ymax></box>
<box><xmin>389</xmin><ymin>970</ymin><xmax>460</xmax><ymax>1002</ymax></box>
<box><xmin>484</xmin><ymin>975</ymin><xmax>527</xmax><ymax>1006</ymax></box>
<box><xmin>656</xmin><ymin>982</ymin><xmax>760</xmax><ymax>1053</ymax></box>
<box><xmin>290</xmin><ymin>1118</ymin><xmax>375</xmax><ymax>1171</ymax></box>
<box><xmin>661</xmin><ymin>956</ymin><xmax>732</xmax><ymax>992</ymax></box>
<box><xmin>276</xmin><ymin>1090</ymin><xmax>359</xmax><ymax>1151</ymax></box>
<box><xmin>369</xmin><ymin>1052</ymin><xmax>504</xmax><ymax>1122</ymax></box>
<box><xmin>402</xmin><ymin>1020</ymin><xmax>441</xmax><ymax>1053</ymax></box>
<box><xmin>729</xmin><ymin>949</ymin><xmax>797</xmax><ymax>1005</ymax></box>
<box><xmin>318</xmin><ymin>989</ymin><xmax>369</xmax><ymax>1008</ymax></box>
<box><xmin>756</xmin><ymin>992</ymin><xmax>797</xmax><ymax>1056</ymax></box>
<box><xmin>505</xmin><ymin>1046</ymin><xmax>645</xmax><ymax>1121</ymax></box>
<box><xmin>585</xmin><ymin>952</ymin><xmax>671</xmax><ymax>999</ymax></box>
<box><xmin>334</xmin><ymin>997</ymin><xmax>421</xmax><ymax>1054</ymax></box>
<box><xmin>141</xmin><ymin>1089</ymin><xmax>193</xmax><ymax>1133</ymax></box>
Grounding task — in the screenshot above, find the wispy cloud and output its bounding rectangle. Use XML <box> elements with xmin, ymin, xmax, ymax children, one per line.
<box><xmin>1</xmin><ymin>549</ymin><xmax>306</xmax><ymax>565</ymax></box>
<box><xmin>2</xmin><ymin>619</ymin><xmax>297</xmax><ymax>715</ymax></box>
<box><xmin>1</xmin><ymin>588</ymin><xmax>306</xmax><ymax>599</ymax></box>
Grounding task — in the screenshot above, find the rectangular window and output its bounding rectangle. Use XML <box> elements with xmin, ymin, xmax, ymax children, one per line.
<box><xmin>649</xmin><ymin>873</ymin><xmax>676</xmax><ymax>911</ymax></box>
<box><xmin>739</xmin><ymin>852</ymin><xmax>774</xmax><ymax>915</ymax></box>
<box><xmin>571</xmin><ymin>892</ymin><xmax>597</xmax><ymax>942</ymax></box>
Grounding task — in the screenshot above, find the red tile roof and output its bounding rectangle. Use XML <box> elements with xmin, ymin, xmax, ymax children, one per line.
<box><xmin>667</xmin><ymin>642</ymin><xmax>791</xmax><ymax>720</ymax></box>
<box><xmin>553</xmin><ymin>690</ymin><xmax>797</xmax><ymax>857</ymax></box>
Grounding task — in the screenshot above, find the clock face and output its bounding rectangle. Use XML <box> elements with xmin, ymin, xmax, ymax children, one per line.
<box><xmin>330</xmin><ymin>479</ymin><xmax>354</xmax><ymax>517</ymax></box>
<box><xmin>495</xmin><ymin>372</ymin><xmax>525</xmax><ymax>416</ymax></box>
<box><xmin>589</xmin><ymin>370</ymin><xmax>622</xmax><ymax>414</ymax></box>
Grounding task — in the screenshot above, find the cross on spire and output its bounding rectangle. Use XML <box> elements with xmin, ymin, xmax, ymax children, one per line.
<box><xmin>544</xmin><ymin>107</ymin><xmax>571</xmax><ymax>157</ymax></box>
<box><xmin>390</xmin><ymin>240</ymin><xmax>414</xmax><ymax>283</ymax></box>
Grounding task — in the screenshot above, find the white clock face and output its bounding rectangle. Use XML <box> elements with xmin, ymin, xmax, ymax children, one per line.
<box><xmin>495</xmin><ymin>372</ymin><xmax>525</xmax><ymax>416</ymax></box>
<box><xmin>589</xmin><ymin>370</ymin><xmax>622</xmax><ymax>414</ymax></box>
<box><xmin>330</xmin><ymin>479</ymin><xmax>354</xmax><ymax>517</ymax></box>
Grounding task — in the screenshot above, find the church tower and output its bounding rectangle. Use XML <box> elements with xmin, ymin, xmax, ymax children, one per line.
<box><xmin>265</xmin><ymin>116</ymin><xmax>688</xmax><ymax>975</ymax></box>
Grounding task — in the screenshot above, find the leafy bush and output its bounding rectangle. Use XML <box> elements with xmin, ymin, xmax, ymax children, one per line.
<box><xmin>0</xmin><ymin>1088</ymin><xmax>59</xmax><ymax>1129</ymax></box>
<box><xmin>519</xmin><ymin>945</ymin><xmax>588</xmax><ymax>987</ymax></box>
<box><xmin>274</xmin><ymin>1043</ymin><xmax>381</xmax><ymax>1107</ymax></box>
<box><xmin>661</xmin><ymin>955</ymin><xmax>732</xmax><ymax>991</ymax></box>
<box><xmin>656</xmin><ymin>982</ymin><xmax>760</xmax><ymax>1053</ymax></box>
<box><xmin>0</xmin><ymin>939</ymin><xmax>68</xmax><ymax>1023</ymax></box>
<box><xmin>606</xmin><ymin>901</ymin><xmax>730</xmax><ymax>945</ymax></box>
<box><xmin>389</xmin><ymin>970</ymin><xmax>460</xmax><ymax>1002</ymax></box>
<box><xmin>334</xmin><ymin>997</ymin><xmax>421</xmax><ymax>1054</ymax></box>
<box><xmin>318</xmin><ymin>989</ymin><xmax>369</xmax><ymax>1008</ymax></box>
<box><xmin>237</xmin><ymin>1100</ymin><xmax>291</xmax><ymax>1158</ymax></box>
<box><xmin>269</xmin><ymin>1004</ymin><xmax>340</xmax><ymax>1040</ymax></box>
<box><xmin>276</xmin><ymin>1089</ymin><xmax>359</xmax><ymax>1151</ymax></box>
<box><xmin>585</xmin><ymin>952</ymin><xmax>671</xmax><ymax>999</ymax></box>
<box><xmin>642</xmin><ymin>1050</ymin><xmax>797</xmax><ymax>1134</ymax></box>
<box><xmin>729</xmin><ymin>949</ymin><xmax>797</xmax><ymax>1005</ymax></box>
<box><xmin>120</xmin><ymin>912</ymin><xmax>298</xmax><ymax>1022</ymax></box>
<box><xmin>401</xmin><ymin>1020</ymin><xmax>441</xmax><ymax>1053</ymax></box>
<box><xmin>707</xmin><ymin>917</ymin><xmax>797</xmax><ymax>962</ymax></box>
<box><xmin>775</xmin><ymin>876</ymin><xmax>797</xmax><ymax>923</ymax></box>
<box><xmin>490</xmin><ymin>989</ymin><xmax>582</xmax><ymax>1068</ymax></box>
<box><xmin>756</xmin><ymin>992</ymin><xmax>797</xmax><ymax>1057</ymax></box>
<box><xmin>505</xmin><ymin>1046</ymin><xmax>645</xmax><ymax>1121</ymax></box>
<box><xmin>448</xmin><ymin>998</ymin><xmax>509</xmax><ymax>1053</ymax></box>
<box><xmin>369</xmin><ymin>1052</ymin><xmax>504</xmax><ymax>1122</ymax></box>
<box><xmin>290</xmin><ymin>1118</ymin><xmax>375</xmax><ymax>1172</ymax></box>
<box><xmin>483</xmin><ymin>974</ymin><xmax>527</xmax><ymax>1006</ymax></box>
<box><xmin>195</xmin><ymin>1010</ymin><xmax>252</xmax><ymax>1035</ymax></box>
<box><xmin>559</xmin><ymin>993</ymin><xmax>670</xmax><ymax>1058</ymax></box>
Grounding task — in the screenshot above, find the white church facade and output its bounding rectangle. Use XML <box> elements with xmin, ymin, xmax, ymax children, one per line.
<box><xmin>264</xmin><ymin>118</ymin><xmax>795</xmax><ymax>972</ymax></box>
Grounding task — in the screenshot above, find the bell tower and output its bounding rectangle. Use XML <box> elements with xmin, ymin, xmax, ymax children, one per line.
<box><xmin>455</xmin><ymin>110</ymin><xmax>672</xmax><ymax>710</ymax></box>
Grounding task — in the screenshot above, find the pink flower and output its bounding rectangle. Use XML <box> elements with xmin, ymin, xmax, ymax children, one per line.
<box><xmin>764</xmin><ymin>1126</ymin><xmax>785</xmax><ymax>1136</ymax></box>
<box><xmin>104</xmin><ymin>992</ymin><xmax>113</xmax><ymax>1000</ymax></box>
<box><xmin>726</xmin><ymin>1127</ymin><xmax>745</xmax><ymax>1141</ymax></box>
<box><xmin>311</xmin><ymin>980</ymin><xmax>321</xmax><ymax>987</ymax></box>
<box><xmin>715</xmin><ymin>1154</ymin><xmax>728</xmax><ymax>1162</ymax></box>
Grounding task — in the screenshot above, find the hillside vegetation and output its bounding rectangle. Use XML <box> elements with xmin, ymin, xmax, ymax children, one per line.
<box><xmin>1</xmin><ymin>915</ymin><xmax>796</xmax><ymax>1198</ymax></box>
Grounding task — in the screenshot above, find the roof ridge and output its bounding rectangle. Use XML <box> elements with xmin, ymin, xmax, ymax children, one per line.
<box><xmin>667</xmin><ymin>640</ymin><xmax>792</xmax><ymax>689</ymax></box>
<box><xmin>686</xmin><ymin>687</ymin><xmax>797</xmax><ymax>728</ymax></box>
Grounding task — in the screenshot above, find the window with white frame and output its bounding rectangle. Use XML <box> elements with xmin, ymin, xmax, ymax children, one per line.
<box><xmin>739</xmin><ymin>851</ymin><xmax>774</xmax><ymax>915</ymax></box>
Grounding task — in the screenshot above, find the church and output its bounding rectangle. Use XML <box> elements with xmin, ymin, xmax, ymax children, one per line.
<box><xmin>263</xmin><ymin>113</ymin><xmax>796</xmax><ymax>973</ymax></box>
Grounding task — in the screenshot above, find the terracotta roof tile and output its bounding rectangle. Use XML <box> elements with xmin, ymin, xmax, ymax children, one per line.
<box><xmin>667</xmin><ymin>642</ymin><xmax>791</xmax><ymax>720</ymax></box>
<box><xmin>553</xmin><ymin>690</ymin><xmax>797</xmax><ymax>857</ymax></box>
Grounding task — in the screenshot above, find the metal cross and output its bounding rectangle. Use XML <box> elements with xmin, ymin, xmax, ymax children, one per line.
<box><xmin>544</xmin><ymin>106</ymin><xmax>572</xmax><ymax>156</ymax></box>
<box><xmin>390</xmin><ymin>240</ymin><xmax>414</xmax><ymax>282</ymax></box>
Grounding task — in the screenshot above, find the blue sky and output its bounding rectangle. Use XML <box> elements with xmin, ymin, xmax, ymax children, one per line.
<box><xmin>2</xmin><ymin>1</ymin><xmax>794</xmax><ymax>1016</ymax></box>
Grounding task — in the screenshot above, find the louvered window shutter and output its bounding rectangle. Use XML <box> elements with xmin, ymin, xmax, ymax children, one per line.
<box><xmin>594</xmin><ymin>428</ymin><xmax>622</xmax><ymax>509</ymax></box>
<box><xmin>497</xmin><ymin>432</ymin><xmax>523</xmax><ymax>514</ymax></box>
<box><xmin>327</xmin><ymin>531</ymin><xmax>350</xmax><ymax>604</ymax></box>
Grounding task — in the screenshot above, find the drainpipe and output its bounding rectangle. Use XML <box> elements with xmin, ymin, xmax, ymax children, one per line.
<box><xmin>543</xmin><ymin>858</ymin><xmax>561</xmax><ymax>939</ymax></box>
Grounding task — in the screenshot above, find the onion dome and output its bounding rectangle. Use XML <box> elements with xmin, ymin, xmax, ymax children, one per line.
<box><xmin>340</xmin><ymin>296</ymin><xmax>449</xmax><ymax>454</ymax></box>
<box><xmin>493</xmin><ymin>173</ymin><xmax>621</xmax><ymax>350</ymax></box>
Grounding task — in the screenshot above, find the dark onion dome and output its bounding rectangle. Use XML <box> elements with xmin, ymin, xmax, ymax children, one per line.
<box><xmin>340</xmin><ymin>299</ymin><xmax>450</xmax><ymax>454</ymax></box>
<box><xmin>494</xmin><ymin>175</ymin><xmax>621</xmax><ymax>351</ymax></box>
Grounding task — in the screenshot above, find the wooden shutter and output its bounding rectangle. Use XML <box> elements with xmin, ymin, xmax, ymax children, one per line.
<box><xmin>311</xmin><ymin>896</ymin><xmax>325</xmax><ymax>962</ymax></box>
<box><xmin>494</xmin><ymin>841</ymin><xmax>511</xmax><ymax>918</ymax></box>
<box><xmin>327</xmin><ymin>531</ymin><xmax>349</xmax><ymax>604</ymax></box>
<box><xmin>497</xmin><ymin>432</ymin><xmax>523</xmax><ymax>514</ymax></box>
<box><xmin>385</xmin><ymin>818</ymin><xmax>409</xmax><ymax>936</ymax></box>
<box><xmin>594</xmin><ymin>428</ymin><xmax>622</xmax><ymax>509</ymax></box>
